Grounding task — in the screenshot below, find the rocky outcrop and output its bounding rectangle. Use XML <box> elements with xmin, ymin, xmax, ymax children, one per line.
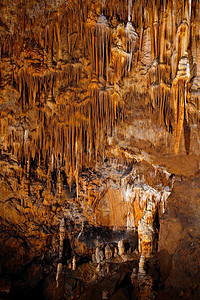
<box><xmin>158</xmin><ymin>178</ymin><xmax>200</xmax><ymax>299</ymax></box>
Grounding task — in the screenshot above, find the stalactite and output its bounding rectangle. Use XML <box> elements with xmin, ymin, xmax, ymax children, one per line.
<box><xmin>173</xmin><ymin>79</ymin><xmax>190</xmax><ymax>154</ymax></box>
<box><xmin>1</xmin><ymin>0</ymin><xmax>200</xmax><ymax>219</ymax></box>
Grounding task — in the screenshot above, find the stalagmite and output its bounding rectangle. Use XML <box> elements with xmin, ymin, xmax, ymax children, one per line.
<box><xmin>127</xmin><ymin>211</ymin><xmax>135</xmax><ymax>230</ymax></box>
<box><xmin>138</xmin><ymin>255</ymin><xmax>146</xmax><ymax>275</ymax></box>
<box><xmin>138</xmin><ymin>212</ymin><xmax>154</xmax><ymax>257</ymax></box>
<box><xmin>72</xmin><ymin>256</ymin><xmax>76</xmax><ymax>271</ymax></box>
<box><xmin>96</xmin><ymin>263</ymin><xmax>101</xmax><ymax>272</ymax></box>
<box><xmin>56</xmin><ymin>263</ymin><xmax>63</xmax><ymax>288</ymax></box>
<box><xmin>95</xmin><ymin>247</ymin><xmax>101</xmax><ymax>264</ymax></box>
<box><xmin>56</xmin><ymin>218</ymin><xmax>65</xmax><ymax>288</ymax></box>
<box><xmin>105</xmin><ymin>244</ymin><xmax>112</xmax><ymax>260</ymax></box>
<box><xmin>59</xmin><ymin>218</ymin><xmax>65</xmax><ymax>258</ymax></box>
<box><xmin>118</xmin><ymin>240</ymin><xmax>125</xmax><ymax>256</ymax></box>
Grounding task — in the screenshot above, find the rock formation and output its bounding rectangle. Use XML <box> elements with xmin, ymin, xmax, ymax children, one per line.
<box><xmin>0</xmin><ymin>0</ymin><xmax>200</xmax><ymax>299</ymax></box>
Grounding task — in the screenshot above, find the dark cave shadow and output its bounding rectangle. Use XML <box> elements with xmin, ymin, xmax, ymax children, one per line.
<box><xmin>183</xmin><ymin>119</ymin><xmax>191</xmax><ymax>155</ymax></box>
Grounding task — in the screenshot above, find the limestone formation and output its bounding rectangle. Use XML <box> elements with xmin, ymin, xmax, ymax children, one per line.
<box><xmin>114</xmin><ymin>247</ymin><xmax>118</xmax><ymax>258</ymax></box>
<box><xmin>96</xmin><ymin>263</ymin><xmax>101</xmax><ymax>272</ymax></box>
<box><xmin>56</xmin><ymin>262</ymin><xmax>63</xmax><ymax>288</ymax></box>
<box><xmin>1</xmin><ymin>0</ymin><xmax>200</xmax><ymax>299</ymax></box>
<box><xmin>95</xmin><ymin>247</ymin><xmax>101</xmax><ymax>264</ymax></box>
<box><xmin>104</xmin><ymin>244</ymin><xmax>112</xmax><ymax>260</ymax></box>
<box><xmin>118</xmin><ymin>240</ymin><xmax>125</xmax><ymax>256</ymax></box>
<box><xmin>138</xmin><ymin>255</ymin><xmax>146</xmax><ymax>275</ymax></box>
<box><xmin>59</xmin><ymin>218</ymin><xmax>65</xmax><ymax>259</ymax></box>
<box><xmin>72</xmin><ymin>256</ymin><xmax>76</xmax><ymax>271</ymax></box>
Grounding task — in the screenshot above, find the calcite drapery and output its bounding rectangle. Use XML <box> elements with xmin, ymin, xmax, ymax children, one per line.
<box><xmin>1</xmin><ymin>0</ymin><xmax>200</xmax><ymax>189</ymax></box>
<box><xmin>1</xmin><ymin>1</ymin><xmax>200</xmax><ymax>298</ymax></box>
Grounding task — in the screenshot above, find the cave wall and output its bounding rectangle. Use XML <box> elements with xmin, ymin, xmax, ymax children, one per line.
<box><xmin>1</xmin><ymin>0</ymin><xmax>200</xmax><ymax>299</ymax></box>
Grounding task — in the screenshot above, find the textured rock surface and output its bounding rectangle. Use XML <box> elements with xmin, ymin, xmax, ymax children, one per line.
<box><xmin>158</xmin><ymin>178</ymin><xmax>200</xmax><ymax>299</ymax></box>
<box><xmin>0</xmin><ymin>0</ymin><xmax>200</xmax><ymax>299</ymax></box>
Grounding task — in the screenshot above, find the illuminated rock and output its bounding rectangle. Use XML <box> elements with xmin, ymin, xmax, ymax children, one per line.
<box><xmin>0</xmin><ymin>0</ymin><xmax>200</xmax><ymax>299</ymax></box>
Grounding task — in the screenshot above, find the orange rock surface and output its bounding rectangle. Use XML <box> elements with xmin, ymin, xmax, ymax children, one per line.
<box><xmin>0</xmin><ymin>0</ymin><xmax>200</xmax><ymax>299</ymax></box>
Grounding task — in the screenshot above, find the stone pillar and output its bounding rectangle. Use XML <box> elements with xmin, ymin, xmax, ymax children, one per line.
<box><xmin>59</xmin><ymin>218</ymin><xmax>65</xmax><ymax>259</ymax></box>
<box><xmin>95</xmin><ymin>247</ymin><xmax>101</xmax><ymax>264</ymax></box>
<box><xmin>56</xmin><ymin>262</ymin><xmax>63</xmax><ymax>288</ymax></box>
<box><xmin>72</xmin><ymin>256</ymin><xmax>76</xmax><ymax>271</ymax></box>
<box><xmin>118</xmin><ymin>240</ymin><xmax>125</xmax><ymax>256</ymax></box>
<box><xmin>105</xmin><ymin>244</ymin><xmax>112</xmax><ymax>260</ymax></box>
<box><xmin>138</xmin><ymin>255</ymin><xmax>146</xmax><ymax>275</ymax></box>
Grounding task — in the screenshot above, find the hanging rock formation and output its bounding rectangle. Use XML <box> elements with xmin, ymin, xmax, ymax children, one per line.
<box><xmin>1</xmin><ymin>0</ymin><xmax>200</xmax><ymax>299</ymax></box>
